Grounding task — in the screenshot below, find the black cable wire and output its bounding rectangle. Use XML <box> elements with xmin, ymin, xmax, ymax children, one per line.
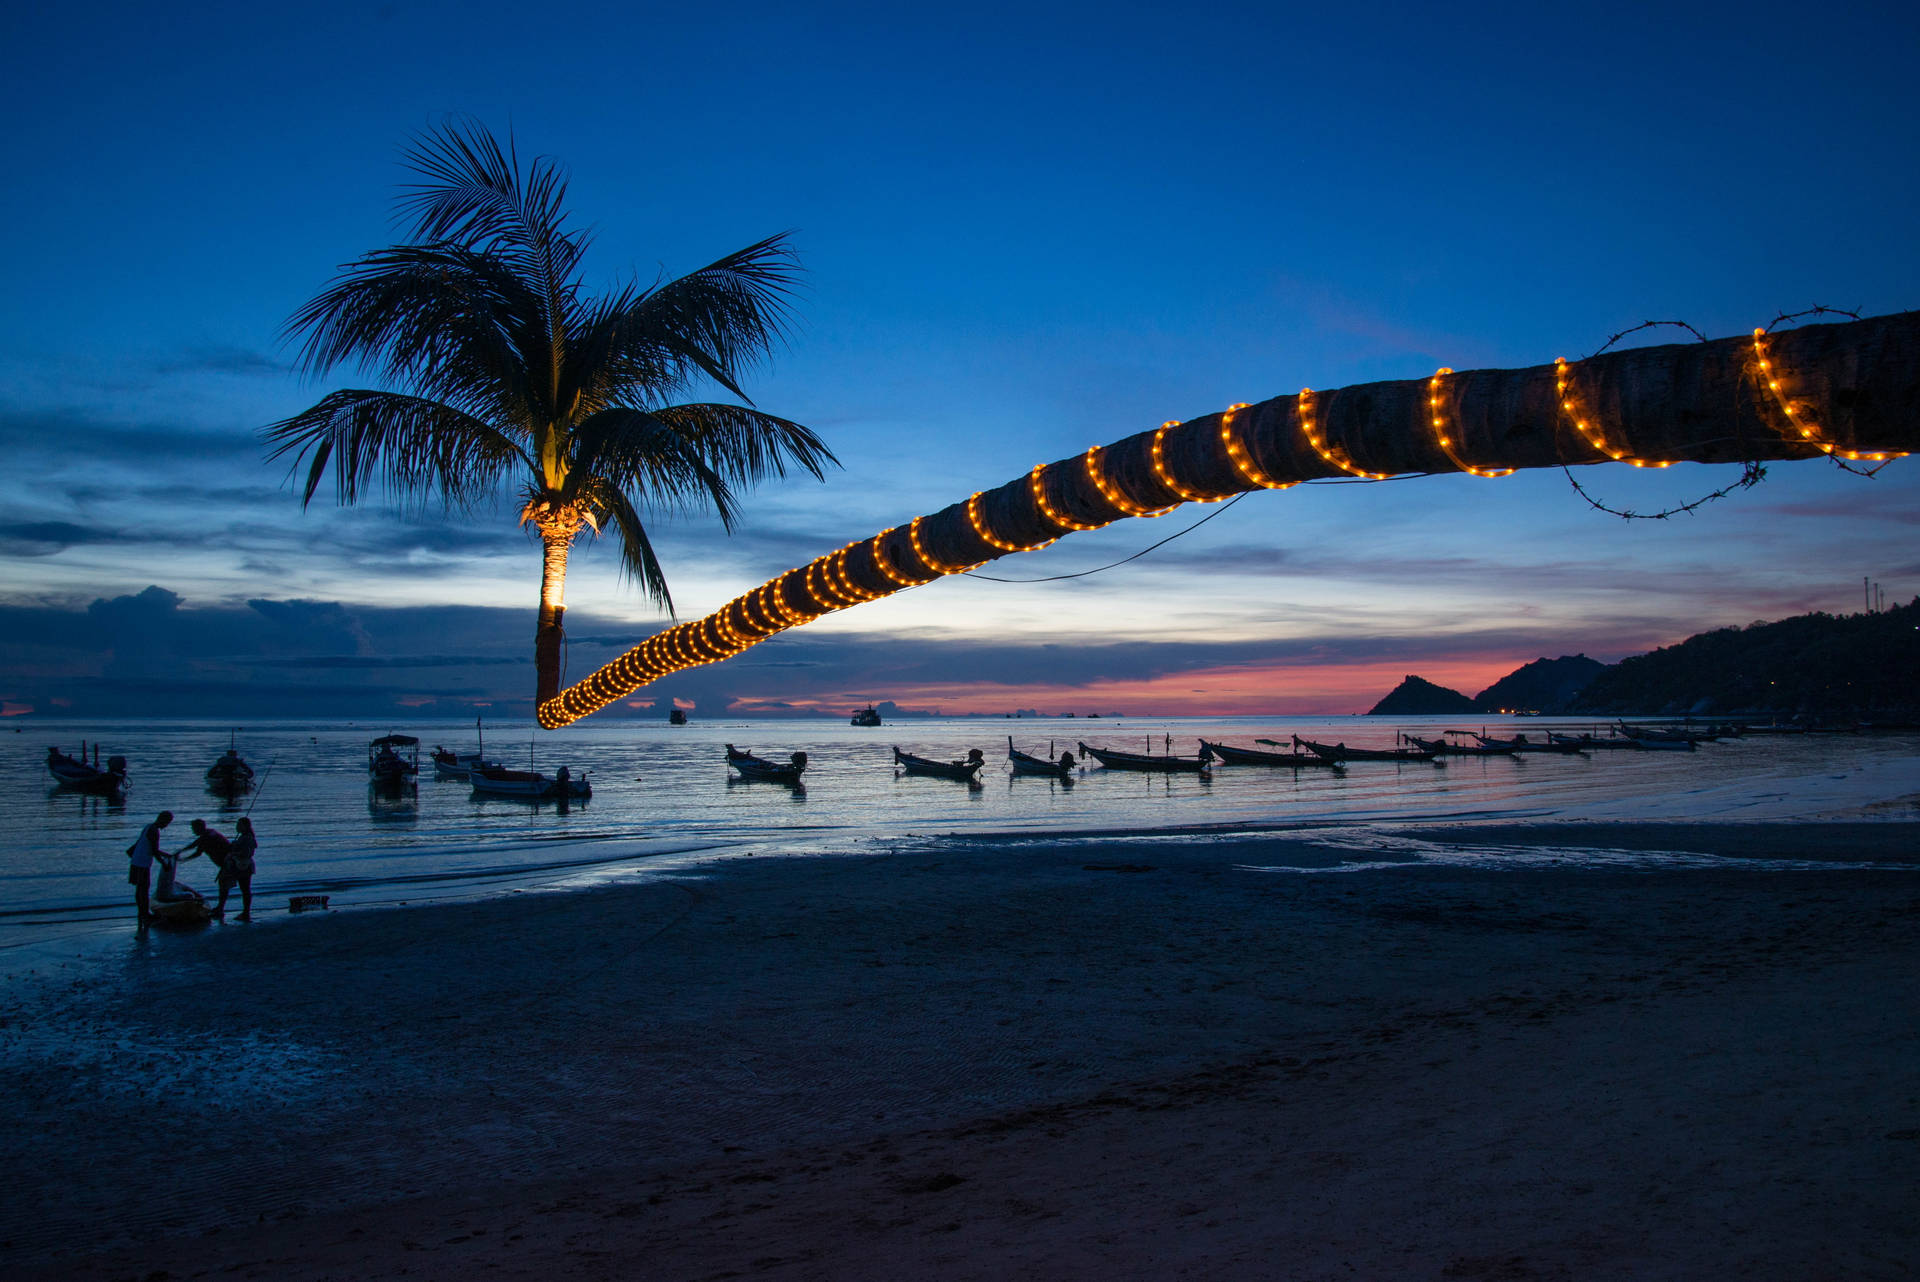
<box><xmin>963</xmin><ymin>494</ymin><xmax>1249</xmax><ymax>583</ymax></box>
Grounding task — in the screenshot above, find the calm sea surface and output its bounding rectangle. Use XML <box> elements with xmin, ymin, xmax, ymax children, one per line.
<box><xmin>5</xmin><ymin>716</ymin><xmax>1917</xmax><ymax>955</ymax></box>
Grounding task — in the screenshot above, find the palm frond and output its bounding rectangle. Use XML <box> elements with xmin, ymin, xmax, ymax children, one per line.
<box><xmin>262</xmin><ymin>390</ymin><xmax>529</xmax><ymax>509</ymax></box>
<box><xmin>283</xmin><ymin>244</ymin><xmax>552</xmax><ymax>428</ymax></box>
<box><xmin>649</xmin><ymin>403</ymin><xmax>839</xmax><ymax>486</ymax></box>
<box><xmin>582</xmin><ymin>482</ymin><xmax>675</xmax><ymax>612</ymax></box>
<box><xmin>588</xmin><ymin>233</ymin><xmax>803</xmax><ymax>406</ymax></box>
<box><xmin>395</xmin><ymin>120</ymin><xmax>586</xmax><ymax>365</ymax></box>
<box><xmin>563</xmin><ymin>408</ymin><xmax>738</xmax><ymax>526</ymax></box>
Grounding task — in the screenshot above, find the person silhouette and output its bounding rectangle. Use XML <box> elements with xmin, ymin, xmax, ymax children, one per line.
<box><xmin>126</xmin><ymin>811</ymin><xmax>172</xmax><ymax>922</ymax></box>
<box><xmin>224</xmin><ymin>817</ymin><xmax>258</xmax><ymax>921</ymax></box>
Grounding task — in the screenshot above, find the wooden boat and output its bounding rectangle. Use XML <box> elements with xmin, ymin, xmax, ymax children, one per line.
<box><xmin>1078</xmin><ymin>741</ymin><xmax>1211</xmax><ymax>773</ymax></box>
<box><xmin>47</xmin><ymin>743</ymin><xmax>127</xmax><ymax>795</ymax></box>
<box><xmin>1547</xmin><ymin>732</ymin><xmax>1638</xmax><ymax>750</ymax></box>
<box><xmin>668</xmin><ymin>708</ymin><xmax>688</xmax><ymax>725</ymax></box>
<box><xmin>1615</xmin><ymin>723</ymin><xmax>1704</xmax><ymax>749</ymax></box>
<box><xmin>1470</xmin><ymin>732</ymin><xmax>1586</xmax><ymax>755</ymax></box>
<box><xmin>1198</xmin><ymin>739</ymin><xmax>1335</xmax><ymax>767</ymax></box>
<box><xmin>1293</xmin><ymin>735</ymin><xmax>1437</xmax><ymax>764</ymax></box>
<box><xmin>469</xmin><ymin>763</ymin><xmax>591</xmax><ymax>800</ymax></box>
<box><xmin>726</xmin><ymin>744</ymin><xmax>808</xmax><ymax>784</ymax></box>
<box><xmin>205</xmin><ymin>748</ymin><xmax>254</xmax><ymax>792</ymax></box>
<box><xmin>850</xmin><ymin>705</ymin><xmax>882</xmax><ymax>727</ymax></box>
<box><xmin>894</xmin><ymin>746</ymin><xmax>985</xmax><ymax>782</ymax></box>
<box><xmin>368</xmin><ymin>734</ymin><xmax>420</xmax><ymax>786</ymax></box>
<box><xmin>204</xmin><ymin>731</ymin><xmax>255</xmax><ymax>793</ymax></box>
<box><xmin>1403</xmin><ymin>733</ymin><xmax>1513</xmax><ymax>757</ymax></box>
<box><xmin>1613</xmin><ymin>728</ymin><xmax>1696</xmax><ymax>751</ymax></box>
<box><xmin>431</xmin><ymin>718</ymin><xmax>496</xmax><ymax>780</ymax></box>
<box><xmin>1008</xmin><ymin>737</ymin><xmax>1075</xmax><ymax>778</ymax></box>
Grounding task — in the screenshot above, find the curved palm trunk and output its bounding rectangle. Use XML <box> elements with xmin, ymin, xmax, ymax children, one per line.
<box><xmin>533</xmin><ymin>515</ymin><xmax>583</xmax><ymax>706</ymax></box>
<box><xmin>538</xmin><ymin>310</ymin><xmax>1920</xmax><ymax>728</ymax></box>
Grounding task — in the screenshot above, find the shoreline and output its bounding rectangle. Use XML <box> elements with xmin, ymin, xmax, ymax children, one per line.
<box><xmin>8</xmin><ymin>820</ymin><xmax>1918</xmax><ymax>1279</ymax></box>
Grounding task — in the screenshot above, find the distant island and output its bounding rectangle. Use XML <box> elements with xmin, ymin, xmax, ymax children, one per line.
<box><xmin>1370</xmin><ymin>600</ymin><xmax>1919</xmax><ymax>719</ymax></box>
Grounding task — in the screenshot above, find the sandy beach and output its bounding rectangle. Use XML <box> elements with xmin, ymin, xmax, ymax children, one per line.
<box><xmin>6</xmin><ymin>820</ymin><xmax>1918</xmax><ymax>1280</ymax></box>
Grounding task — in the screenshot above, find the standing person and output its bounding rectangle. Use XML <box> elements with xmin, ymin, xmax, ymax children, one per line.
<box><xmin>224</xmin><ymin>817</ymin><xmax>258</xmax><ymax>921</ymax></box>
<box><xmin>126</xmin><ymin>811</ymin><xmax>172</xmax><ymax>921</ymax></box>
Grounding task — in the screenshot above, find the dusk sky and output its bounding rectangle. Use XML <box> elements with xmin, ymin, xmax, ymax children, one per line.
<box><xmin>3</xmin><ymin>0</ymin><xmax>1917</xmax><ymax>721</ymax></box>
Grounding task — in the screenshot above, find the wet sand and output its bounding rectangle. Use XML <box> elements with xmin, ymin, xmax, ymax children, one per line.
<box><xmin>6</xmin><ymin>821</ymin><xmax>1919</xmax><ymax>1280</ymax></box>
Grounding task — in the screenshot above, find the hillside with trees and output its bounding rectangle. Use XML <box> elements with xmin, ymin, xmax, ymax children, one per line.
<box><xmin>1568</xmin><ymin>600</ymin><xmax>1919</xmax><ymax>718</ymax></box>
<box><xmin>1365</xmin><ymin>603</ymin><xmax>1918</xmax><ymax>719</ymax></box>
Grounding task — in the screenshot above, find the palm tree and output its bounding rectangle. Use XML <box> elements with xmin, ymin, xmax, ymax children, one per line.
<box><xmin>264</xmin><ymin>122</ymin><xmax>837</xmax><ymax>705</ymax></box>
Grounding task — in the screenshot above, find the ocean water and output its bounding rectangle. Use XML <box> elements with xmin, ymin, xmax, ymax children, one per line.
<box><xmin>5</xmin><ymin>716</ymin><xmax>1917</xmax><ymax>954</ymax></box>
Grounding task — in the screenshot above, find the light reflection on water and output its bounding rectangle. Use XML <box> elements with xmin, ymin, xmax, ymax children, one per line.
<box><xmin>3</xmin><ymin>716</ymin><xmax>1915</xmax><ymax>948</ymax></box>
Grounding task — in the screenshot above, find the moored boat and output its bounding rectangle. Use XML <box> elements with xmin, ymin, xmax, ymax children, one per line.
<box><xmin>1293</xmin><ymin>735</ymin><xmax>1437</xmax><ymax>764</ymax></box>
<box><xmin>727</xmin><ymin>744</ymin><xmax>808</xmax><ymax>785</ymax></box>
<box><xmin>1403</xmin><ymin>733</ymin><xmax>1513</xmax><ymax>757</ymax></box>
<box><xmin>368</xmin><ymin>734</ymin><xmax>420</xmax><ymax>788</ymax></box>
<box><xmin>894</xmin><ymin>746</ymin><xmax>986</xmax><ymax>783</ymax></box>
<box><xmin>1197</xmin><ymin>739</ymin><xmax>1335</xmax><ymax>767</ymax></box>
<box><xmin>47</xmin><ymin>743</ymin><xmax>128</xmax><ymax>795</ymax></box>
<box><xmin>431</xmin><ymin>718</ymin><xmax>496</xmax><ymax>780</ymax></box>
<box><xmin>1470</xmin><ymin>732</ymin><xmax>1586</xmax><ymax>755</ymax></box>
<box><xmin>1615</xmin><ymin>723</ymin><xmax>1704</xmax><ymax>749</ymax></box>
<box><xmin>1008</xmin><ymin>737</ymin><xmax>1075</xmax><ymax>778</ymax></box>
<box><xmin>1547</xmin><ymin>731</ymin><xmax>1638</xmax><ymax>750</ymax></box>
<box><xmin>850</xmin><ymin>705</ymin><xmax>882</xmax><ymax>727</ymax></box>
<box><xmin>1078</xmin><ymin>741</ymin><xmax>1211</xmax><ymax>774</ymax></box>
<box><xmin>468</xmin><ymin>762</ymin><xmax>591</xmax><ymax>800</ymax></box>
<box><xmin>205</xmin><ymin>731</ymin><xmax>254</xmax><ymax>793</ymax></box>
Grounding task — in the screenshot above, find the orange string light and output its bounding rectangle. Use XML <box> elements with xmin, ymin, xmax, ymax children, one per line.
<box><xmin>1427</xmin><ymin>369</ymin><xmax>1514</xmax><ymax>478</ymax></box>
<box><xmin>1554</xmin><ymin>358</ymin><xmax>1673</xmax><ymax>468</ymax></box>
<box><xmin>1028</xmin><ymin>464</ymin><xmax>1106</xmax><ymax>532</ymax></box>
<box><xmin>1084</xmin><ymin>446</ymin><xmax>1175</xmax><ymax>518</ymax></box>
<box><xmin>1297</xmin><ymin>388</ymin><xmax>1396</xmax><ymax>480</ymax></box>
<box><xmin>908</xmin><ymin>515</ymin><xmax>985</xmax><ymax>575</ymax></box>
<box><xmin>869</xmin><ymin>528</ymin><xmax>938</xmax><ymax>587</ymax></box>
<box><xmin>1751</xmin><ymin>329</ymin><xmax>1906</xmax><ymax>464</ymax></box>
<box><xmin>1218</xmin><ymin>402</ymin><xmax>1295</xmax><ymax>490</ymax></box>
<box><xmin>1149</xmin><ymin>420</ymin><xmax>1233</xmax><ymax>502</ymax></box>
<box><xmin>966</xmin><ymin>491</ymin><xmax>1056</xmax><ymax>553</ymax></box>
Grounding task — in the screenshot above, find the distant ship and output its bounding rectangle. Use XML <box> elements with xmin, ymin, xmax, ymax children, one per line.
<box><xmin>850</xmin><ymin>705</ymin><xmax>882</xmax><ymax>727</ymax></box>
<box><xmin>668</xmin><ymin>708</ymin><xmax>687</xmax><ymax>725</ymax></box>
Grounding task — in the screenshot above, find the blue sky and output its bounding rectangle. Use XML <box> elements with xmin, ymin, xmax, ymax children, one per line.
<box><xmin>2</xmin><ymin>0</ymin><xmax>1916</xmax><ymax>719</ymax></box>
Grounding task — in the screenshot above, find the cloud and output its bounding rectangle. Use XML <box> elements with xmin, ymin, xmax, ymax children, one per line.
<box><xmin>0</xmin><ymin>522</ymin><xmax>128</xmax><ymax>555</ymax></box>
<box><xmin>154</xmin><ymin>347</ymin><xmax>289</xmax><ymax>377</ymax></box>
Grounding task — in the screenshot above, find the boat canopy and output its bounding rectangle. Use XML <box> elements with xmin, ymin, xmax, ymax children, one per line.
<box><xmin>371</xmin><ymin>734</ymin><xmax>420</xmax><ymax>747</ymax></box>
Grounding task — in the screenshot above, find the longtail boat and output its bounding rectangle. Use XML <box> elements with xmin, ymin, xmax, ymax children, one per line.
<box><xmin>1470</xmin><ymin>732</ymin><xmax>1586</xmax><ymax>755</ymax></box>
<box><xmin>1008</xmin><ymin>738</ymin><xmax>1075</xmax><ymax>778</ymax></box>
<box><xmin>1198</xmin><ymin>739</ymin><xmax>1336</xmax><ymax>767</ymax></box>
<box><xmin>894</xmin><ymin>746</ymin><xmax>985</xmax><ymax>783</ymax></box>
<box><xmin>47</xmin><ymin>743</ymin><xmax>128</xmax><ymax>795</ymax></box>
<box><xmin>1615</xmin><ymin>723</ymin><xmax>1705</xmax><ymax>748</ymax></box>
<box><xmin>1547</xmin><ymin>732</ymin><xmax>1638</xmax><ymax>750</ymax></box>
<box><xmin>469</xmin><ymin>763</ymin><xmax>591</xmax><ymax>800</ymax></box>
<box><xmin>1293</xmin><ymin>735</ymin><xmax>1437</xmax><ymax>764</ymax></box>
<box><xmin>1403</xmin><ymin>733</ymin><xmax>1513</xmax><ymax>757</ymax></box>
<box><xmin>204</xmin><ymin>731</ymin><xmax>254</xmax><ymax>794</ymax></box>
<box><xmin>1078</xmin><ymin>741</ymin><xmax>1211</xmax><ymax>774</ymax></box>
<box><xmin>726</xmin><ymin>744</ymin><xmax>808</xmax><ymax>784</ymax></box>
